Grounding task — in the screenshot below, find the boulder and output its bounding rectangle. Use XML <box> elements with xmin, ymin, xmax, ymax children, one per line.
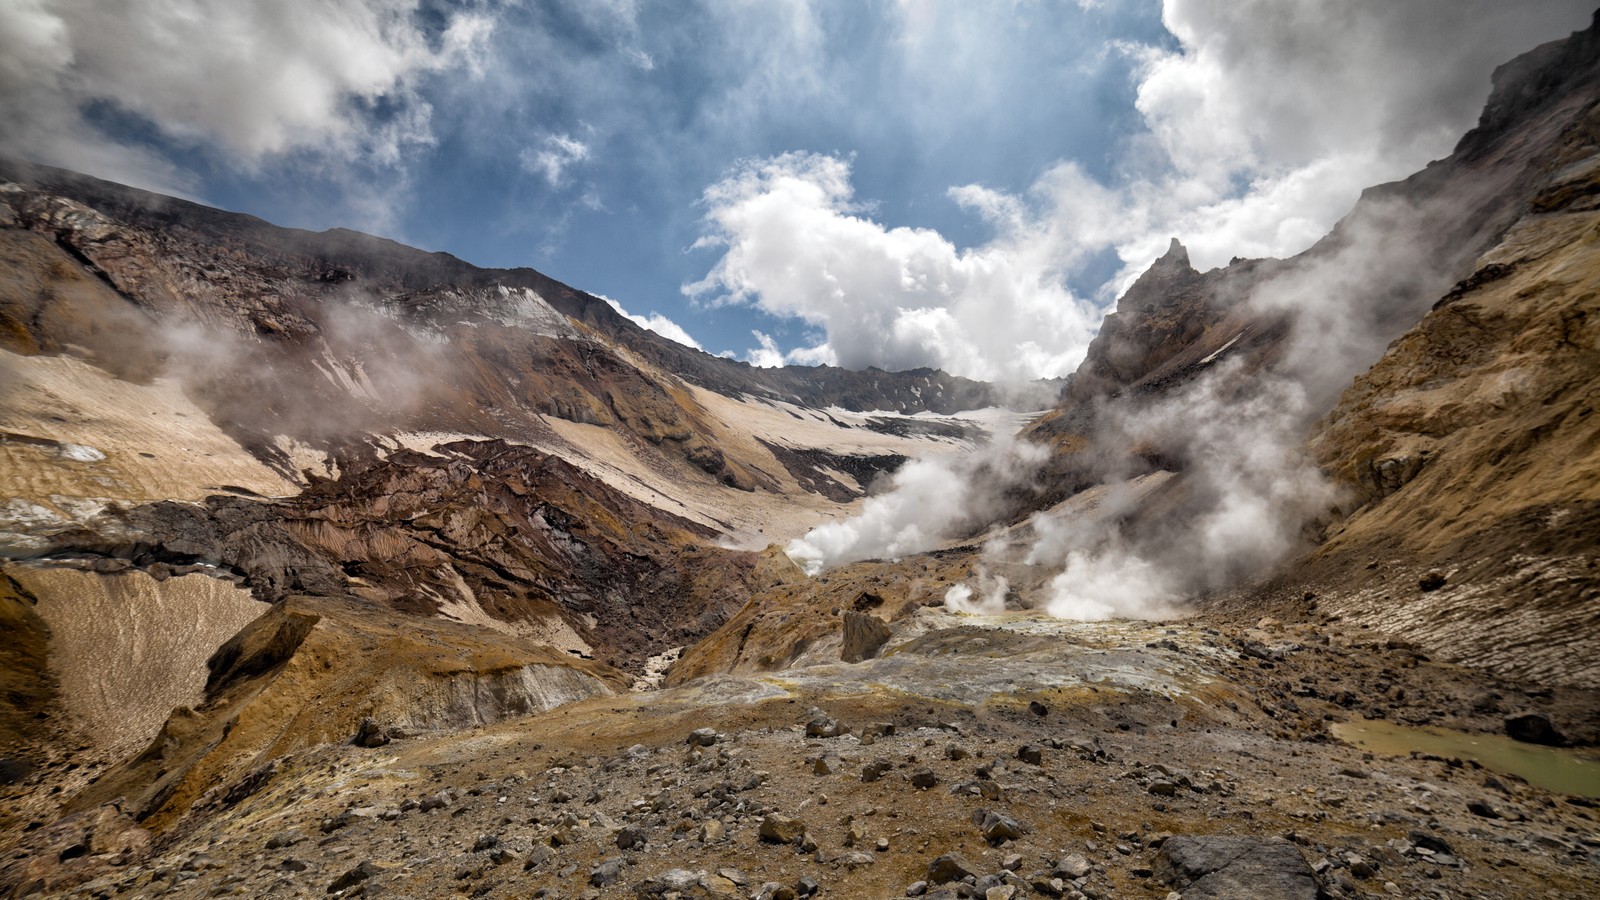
<box><xmin>759</xmin><ymin>814</ymin><xmax>807</xmax><ymax>845</ymax></box>
<box><xmin>1155</xmin><ymin>835</ymin><xmax>1320</xmax><ymax>899</ymax></box>
<box><xmin>1505</xmin><ymin>713</ymin><xmax>1566</xmax><ymax>746</ymax></box>
<box><xmin>928</xmin><ymin>853</ymin><xmax>980</xmax><ymax>884</ymax></box>
<box><xmin>841</xmin><ymin>611</ymin><xmax>893</xmax><ymax>662</ymax></box>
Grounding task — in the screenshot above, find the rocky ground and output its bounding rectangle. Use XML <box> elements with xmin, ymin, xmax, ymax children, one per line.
<box><xmin>6</xmin><ymin>605</ymin><xmax>1596</xmax><ymax>899</ymax></box>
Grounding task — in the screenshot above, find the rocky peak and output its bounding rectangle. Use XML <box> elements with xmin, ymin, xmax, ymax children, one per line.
<box><xmin>1117</xmin><ymin>237</ymin><xmax>1200</xmax><ymax>315</ymax></box>
<box><xmin>1457</xmin><ymin>10</ymin><xmax>1600</xmax><ymax>160</ymax></box>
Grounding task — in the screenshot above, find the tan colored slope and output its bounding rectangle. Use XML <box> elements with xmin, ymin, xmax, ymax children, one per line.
<box><xmin>1302</xmin><ymin>204</ymin><xmax>1600</xmax><ymax>685</ymax></box>
<box><xmin>0</xmin><ymin>350</ymin><xmax>298</xmax><ymax>549</ymax></box>
<box><xmin>5</xmin><ymin>567</ymin><xmax>267</xmax><ymax>759</ymax></box>
<box><xmin>72</xmin><ymin>594</ymin><xmax>629</xmax><ymax>832</ymax></box>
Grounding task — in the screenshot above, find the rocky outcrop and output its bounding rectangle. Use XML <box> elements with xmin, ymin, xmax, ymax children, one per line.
<box><xmin>71</xmin><ymin>595</ymin><xmax>626</xmax><ymax>830</ymax></box>
<box><xmin>1296</xmin><ymin>172</ymin><xmax>1600</xmax><ymax>685</ymax></box>
<box><xmin>37</xmin><ymin>439</ymin><xmax>775</xmax><ymax>671</ymax></box>
<box><xmin>839</xmin><ymin>611</ymin><xmax>893</xmax><ymax>663</ymax></box>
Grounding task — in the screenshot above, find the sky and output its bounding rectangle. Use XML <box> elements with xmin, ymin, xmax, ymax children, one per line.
<box><xmin>2</xmin><ymin>0</ymin><xmax>1594</xmax><ymax>383</ymax></box>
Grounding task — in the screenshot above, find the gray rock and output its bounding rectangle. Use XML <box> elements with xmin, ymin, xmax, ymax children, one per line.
<box><xmin>863</xmin><ymin>760</ymin><xmax>893</xmax><ymax>783</ymax></box>
<box><xmin>1407</xmin><ymin>831</ymin><xmax>1453</xmax><ymax>855</ymax></box>
<box><xmin>928</xmin><ymin>853</ymin><xmax>980</xmax><ymax>884</ymax></box>
<box><xmin>352</xmin><ymin>717</ymin><xmax>389</xmax><ymax>748</ymax></box>
<box><xmin>1016</xmin><ymin>745</ymin><xmax>1043</xmax><ymax>766</ymax></box>
<box><xmin>841</xmin><ymin>611</ymin><xmax>893</xmax><ymax>662</ymax></box>
<box><xmin>1155</xmin><ymin>835</ymin><xmax>1320</xmax><ymax>899</ymax></box>
<box><xmin>1054</xmin><ymin>854</ymin><xmax>1091</xmax><ymax>879</ymax></box>
<box><xmin>975</xmin><ymin>810</ymin><xmax>1024</xmax><ymax>845</ymax></box>
<box><xmin>910</xmin><ymin>769</ymin><xmax>940</xmax><ymax>789</ymax></box>
<box><xmin>589</xmin><ymin>858</ymin><xmax>623</xmax><ymax>887</ymax></box>
<box><xmin>522</xmin><ymin>846</ymin><xmax>553</xmax><ymax>871</ymax></box>
<box><xmin>806</xmin><ymin>712</ymin><xmax>849</xmax><ymax>738</ymax></box>
<box><xmin>687</xmin><ymin>728</ymin><xmax>721</xmax><ymax>747</ymax></box>
<box><xmin>327</xmin><ymin>860</ymin><xmax>384</xmax><ymax>893</ymax></box>
<box><xmin>1505</xmin><ymin>713</ymin><xmax>1566</xmax><ymax>746</ymax></box>
<box><xmin>616</xmin><ymin>825</ymin><xmax>647</xmax><ymax>850</ymax></box>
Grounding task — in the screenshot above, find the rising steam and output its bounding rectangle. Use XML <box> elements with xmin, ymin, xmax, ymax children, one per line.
<box><xmin>785</xmin><ymin>433</ymin><xmax>1046</xmax><ymax>575</ymax></box>
<box><xmin>789</xmin><ymin>189</ymin><xmax>1459</xmax><ymax>621</ymax></box>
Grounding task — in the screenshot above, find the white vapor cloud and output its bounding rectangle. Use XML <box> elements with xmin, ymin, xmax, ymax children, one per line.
<box><xmin>944</xmin><ymin>568</ymin><xmax>1010</xmax><ymax>616</ymax></box>
<box><xmin>786</xmin><ymin>433</ymin><xmax>1047</xmax><ymax>574</ymax></box>
<box><xmin>684</xmin><ymin>152</ymin><xmax>1105</xmax><ymax>383</ymax></box>
<box><xmin>0</xmin><ymin>0</ymin><xmax>492</xmax><ymax>192</ymax></box>
<box><xmin>522</xmin><ymin>133</ymin><xmax>593</xmax><ymax>188</ymax></box>
<box><xmin>600</xmin><ymin>296</ymin><xmax>702</xmax><ymax>350</ymax></box>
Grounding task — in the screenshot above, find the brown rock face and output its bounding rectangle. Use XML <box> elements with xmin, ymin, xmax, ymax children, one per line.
<box><xmin>1298</xmin><ymin>173</ymin><xmax>1600</xmax><ymax>686</ymax></box>
<box><xmin>839</xmin><ymin>610</ymin><xmax>893</xmax><ymax>663</ymax></box>
<box><xmin>44</xmin><ymin>439</ymin><xmax>770</xmax><ymax>672</ymax></box>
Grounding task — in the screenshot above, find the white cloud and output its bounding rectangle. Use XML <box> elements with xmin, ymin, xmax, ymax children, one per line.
<box><xmin>686</xmin><ymin>1</ymin><xmax>1593</xmax><ymax>380</ymax></box>
<box><xmin>684</xmin><ymin>152</ymin><xmax>1106</xmax><ymax>383</ymax></box>
<box><xmin>0</xmin><ymin>0</ymin><xmax>491</xmax><ymax>192</ymax></box>
<box><xmin>1109</xmin><ymin>0</ymin><xmax>1595</xmax><ymax>275</ymax></box>
<box><xmin>521</xmin><ymin>133</ymin><xmax>593</xmax><ymax>188</ymax></box>
<box><xmin>733</xmin><ymin>330</ymin><xmax>836</xmax><ymax>369</ymax></box>
<box><xmin>600</xmin><ymin>296</ymin><xmax>702</xmax><ymax>350</ymax></box>
<box><xmin>743</xmin><ymin>330</ymin><xmax>786</xmax><ymax>368</ymax></box>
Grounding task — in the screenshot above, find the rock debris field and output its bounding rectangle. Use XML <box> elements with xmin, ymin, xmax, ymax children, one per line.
<box><xmin>9</xmin><ymin>613</ymin><xmax>1598</xmax><ymax>899</ymax></box>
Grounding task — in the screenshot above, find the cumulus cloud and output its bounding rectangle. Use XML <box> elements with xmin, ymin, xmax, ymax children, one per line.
<box><xmin>0</xmin><ymin>0</ymin><xmax>492</xmax><ymax>192</ymax></box>
<box><xmin>686</xmin><ymin>1</ymin><xmax>1592</xmax><ymax>378</ymax></box>
<box><xmin>1109</xmin><ymin>0</ymin><xmax>1593</xmax><ymax>274</ymax></box>
<box><xmin>600</xmin><ymin>296</ymin><xmax>702</xmax><ymax>349</ymax></box>
<box><xmin>684</xmin><ymin>152</ymin><xmax>1105</xmax><ymax>383</ymax></box>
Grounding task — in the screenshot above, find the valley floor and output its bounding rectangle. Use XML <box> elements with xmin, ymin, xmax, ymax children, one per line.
<box><xmin>8</xmin><ymin>608</ymin><xmax>1598</xmax><ymax>899</ymax></box>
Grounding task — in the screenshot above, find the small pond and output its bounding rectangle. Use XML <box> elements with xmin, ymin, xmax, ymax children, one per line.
<box><xmin>1331</xmin><ymin>718</ymin><xmax>1600</xmax><ymax>798</ymax></box>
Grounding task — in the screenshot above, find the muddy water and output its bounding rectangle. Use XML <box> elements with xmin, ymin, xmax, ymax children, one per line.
<box><xmin>11</xmin><ymin>566</ymin><xmax>267</xmax><ymax>757</ymax></box>
<box><xmin>1332</xmin><ymin>718</ymin><xmax>1600</xmax><ymax>797</ymax></box>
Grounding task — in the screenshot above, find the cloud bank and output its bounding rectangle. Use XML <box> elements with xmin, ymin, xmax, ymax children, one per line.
<box><xmin>0</xmin><ymin>0</ymin><xmax>491</xmax><ymax>194</ymax></box>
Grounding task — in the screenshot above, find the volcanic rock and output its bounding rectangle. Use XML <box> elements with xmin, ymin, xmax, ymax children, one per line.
<box><xmin>1154</xmin><ymin>835</ymin><xmax>1320</xmax><ymax>899</ymax></box>
<box><xmin>840</xmin><ymin>611</ymin><xmax>893</xmax><ymax>662</ymax></box>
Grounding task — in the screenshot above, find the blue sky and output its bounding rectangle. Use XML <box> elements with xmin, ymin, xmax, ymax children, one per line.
<box><xmin>3</xmin><ymin>1</ymin><xmax>1593</xmax><ymax>380</ymax></box>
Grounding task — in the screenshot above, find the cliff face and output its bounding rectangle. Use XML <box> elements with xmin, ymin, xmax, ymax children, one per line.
<box><xmin>953</xmin><ymin>12</ymin><xmax>1600</xmax><ymax>686</ymax></box>
<box><xmin>1296</xmin><ymin>145</ymin><xmax>1600</xmax><ymax>686</ymax></box>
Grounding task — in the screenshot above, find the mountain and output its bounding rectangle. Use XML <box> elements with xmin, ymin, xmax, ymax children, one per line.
<box><xmin>4</xmin><ymin>14</ymin><xmax>1600</xmax><ymax>900</ymax></box>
